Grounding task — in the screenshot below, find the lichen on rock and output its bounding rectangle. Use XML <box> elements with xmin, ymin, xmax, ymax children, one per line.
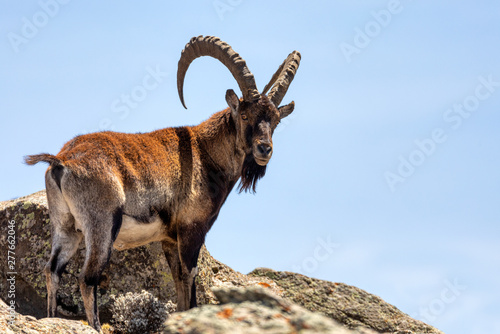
<box><xmin>163</xmin><ymin>286</ymin><xmax>378</xmax><ymax>334</ymax></box>
<box><xmin>0</xmin><ymin>191</ymin><xmax>444</xmax><ymax>334</ymax></box>
<box><xmin>0</xmin><ymin>191</ymin><xmax>277</xmax><ymax>322</ymax></box>
<box><xmin>249</xmin><ymin>267</ymin><xmax>443</xmax><ymax>334</ymax></box>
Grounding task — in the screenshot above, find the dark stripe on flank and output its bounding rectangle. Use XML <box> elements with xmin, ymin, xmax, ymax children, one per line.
<box><xmin>197</xmin><ymin>140</ymin><xmax>237</xmax><ymax>217</ymax></box>
<box><xmin>175</xmin><ymin>127</ymin><xmax>193</xmax><ymax>195</ymax></box>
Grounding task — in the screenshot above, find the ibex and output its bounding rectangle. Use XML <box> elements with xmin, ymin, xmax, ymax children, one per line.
<box><xmin>25</xmin><ymin>35</ymin><xmax>300</xmax><ymax>331</ymax></box>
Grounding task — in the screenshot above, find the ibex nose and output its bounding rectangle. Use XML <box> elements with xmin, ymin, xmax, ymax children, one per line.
<box><xmin>257</xmin><ymin>143</ymin><xmax>272</xmax><ymax>156</ymax></box>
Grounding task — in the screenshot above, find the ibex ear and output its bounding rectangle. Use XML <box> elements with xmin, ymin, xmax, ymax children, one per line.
<box><xmin>226</xmin><ymin>89</ymin><xmax>240</xmax><ymax>117</ymax></box>
<box><xmin>278</xmin><ymin>101</ymin><xmax>295</xmax><ymax>119</ymax></box>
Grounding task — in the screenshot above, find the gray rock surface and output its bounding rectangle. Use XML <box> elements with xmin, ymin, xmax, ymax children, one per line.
<box><xmin>0</xmin><ymin>191</ymin><xmax>444</xmax><ymax>333</ymax></box>
<box><xmin>249</xmin><ymin>268</ymin><xmax>443</xmax><ymax>334</ymax></box>
<box><xmin>163</xmin><ymin>286</ymin><xmax>378</xmax><ymax>334</ymax></box>
<box><xmin>0</xmin><ymin>299</ymin><xmax>98</xmax><ymax>334</ymax></box>
<box><xmin>0</xmin><ymin>191</ymin><xmax>279</xmax><ymax>322</ymax></box>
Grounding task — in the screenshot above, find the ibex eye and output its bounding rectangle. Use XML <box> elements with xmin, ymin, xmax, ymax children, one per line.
<box><xmin>241</xmin><ymin>114</ymin><xmax>248</xmax><ymax>120</ymax></box>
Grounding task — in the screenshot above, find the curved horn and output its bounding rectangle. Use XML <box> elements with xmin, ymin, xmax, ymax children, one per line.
<box><xmin>262</xmin><ymin>51</ymin><xmax>301</xmax><ymax>107</ymax></box>
<box><xmin>177</xmin><ymin>35</ymin><xmax>260</xmax><ymax>109</ymax></box>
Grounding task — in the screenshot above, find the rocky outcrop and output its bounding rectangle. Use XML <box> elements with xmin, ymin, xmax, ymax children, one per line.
<box><xmin>0</xmin><ymin>299</ymin><xmax>97</xmax><ymax>334</ymax></box>
<box><xmin>0</xmin><ymin>191</ymin><xmax>444</xmax><ymax>333</ymax></box>
<box><xmin>249</xmin><ymin>268</ymin><xmax>442</xmax><ymax>334</ymax></box>
<box><xmin>0</xmin><ymin>191</ymin><xmax>278</xmax><ymax>323</ymax></box>
<box><xmin>163</xmin><ymin>286</ymin><xmax>377</xmax><ymax>334</ymax></box>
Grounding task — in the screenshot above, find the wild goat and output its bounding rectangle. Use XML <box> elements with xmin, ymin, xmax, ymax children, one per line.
<box><xmin>25</xmin><ymin>35</ymin><xmax>300</xmax><ymax>331</ymax></box>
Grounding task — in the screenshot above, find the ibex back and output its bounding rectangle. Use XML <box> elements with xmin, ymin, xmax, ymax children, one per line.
<box><xmin>25</xmin><ymin>35</ymin><xmax>301</xmax><ymax>331</ymax></box>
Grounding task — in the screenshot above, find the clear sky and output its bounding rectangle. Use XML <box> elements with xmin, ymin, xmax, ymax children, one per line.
<box><xmin>1</xmin><ymin>1</ymin><xmax>499</xmax><ymax>333</ymax></box>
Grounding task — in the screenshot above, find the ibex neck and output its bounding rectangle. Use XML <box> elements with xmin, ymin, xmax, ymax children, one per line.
<box><xmin>193</xmin><ymin>109</ymin><xmax>245</xmax><ymax>182</ymax></box>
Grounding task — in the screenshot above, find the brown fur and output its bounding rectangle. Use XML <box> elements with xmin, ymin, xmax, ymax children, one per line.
<box><xmin>25</xmin><ymin>93</ymin><xmax>295</xmax><ymax>331</ymax></box>
<box><xmin>25</xmin><ymin>34</ymin><xmax>300</xmax><ymax>330</ymax></box>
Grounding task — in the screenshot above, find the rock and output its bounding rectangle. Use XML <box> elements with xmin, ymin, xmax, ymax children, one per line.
<box><xmin>0</xmin><ymin>299</ymin><xmax>97</xmax><ymax>334</ymax></box>
<box><xmin>0</xmin><ymin>191</ymin><xmax>444</xmax><ymax>333</ymax></box>
<box><xmin>0</xmin><ymin>191</ymin><xmax>279</xmax><ymax>322</ymax></box>
<box><xmin>249</xmin><ymin>268</ymin><xmax>443</xmax><ymax>334</ymax></box>
<box><xmin>163</xmin><ymin>286</ymin><xmax>377</xmax><ymax>334</ymax></box>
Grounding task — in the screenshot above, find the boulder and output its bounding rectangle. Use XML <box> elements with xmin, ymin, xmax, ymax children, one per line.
<box><xmin>0</xmin><ymin>191</ymin><xmax>444</xmax><ymax>333</ymax></box>
<box><xmin>0</xmin><ymin>191</ymin><xmax>278</xmax><ymax>323</ymax></box>
<box><xmin>249</xmin><ymin>268</ymin><xmax>443</xmax><ymax>334</ymax></box>
<box><xmin>0</xmin><ymin>299</ymin><xmax>97</xmax><ymax>334</ymax></box>
<box><xmin>163</xmin><ymin>286</ymin><xmax>378</xmax><ymax>334</ymax></box>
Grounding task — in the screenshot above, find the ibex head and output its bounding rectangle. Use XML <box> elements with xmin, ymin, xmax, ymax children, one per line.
<box><xmin>177</xmin><ymin>36</ymin><xmax>300</xmax><ymax>173</ymax></box>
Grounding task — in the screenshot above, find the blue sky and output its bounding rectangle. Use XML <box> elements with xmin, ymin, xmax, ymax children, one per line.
<box><xmin>1</xmin><ymin>1</ymin><xmax>499</xmax><ymax>333</ymax></box>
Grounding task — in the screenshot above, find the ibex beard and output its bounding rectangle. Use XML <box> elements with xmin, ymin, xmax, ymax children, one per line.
<box><xmin>25</xmin><ymin>35</ymin><xmax>300</xmax><ymax>331</ymax></box>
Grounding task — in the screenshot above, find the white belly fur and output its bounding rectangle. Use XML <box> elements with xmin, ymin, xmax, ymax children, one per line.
<box><xmin>113</xmin><ymin>215</ymin><xmax>165</xmax><ymax>251</ymax></box>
